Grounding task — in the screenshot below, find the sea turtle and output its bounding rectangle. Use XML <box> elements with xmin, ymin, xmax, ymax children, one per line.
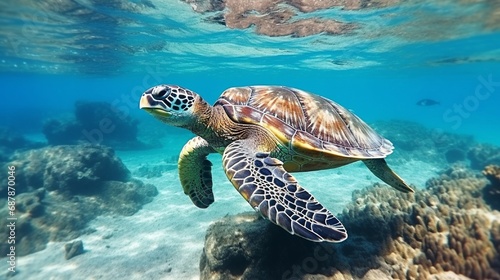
<box><xmin>139</xmin><ymin>85</ymin><xmax>414</xmax><ymax>242</ymax></box>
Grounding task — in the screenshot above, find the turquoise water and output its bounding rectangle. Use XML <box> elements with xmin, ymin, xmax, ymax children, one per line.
<box><xmin>1</xmin><ymin>0</ymin><xmax>500</xmax><ymax>279</ymax></box>
<box><xmin>0</xmin><ymin>0</ymin><xmax>500</xmax><ymax>144</ymax></box>
<box><xmin>1</xmin><ymin>0</ymin><xmax>499</xmax><ymax>143</ymax></box>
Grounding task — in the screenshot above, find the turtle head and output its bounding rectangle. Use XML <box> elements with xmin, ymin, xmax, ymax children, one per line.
<box><xmin>140</xmin><ymin>84</ymin><xmax>206</xmax><ymax>127</ymax></box>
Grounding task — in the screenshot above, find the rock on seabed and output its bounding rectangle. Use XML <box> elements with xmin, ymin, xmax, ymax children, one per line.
<box><xmin>0</xmin><ymin>144</ymin><xmax>158</xmax><ymax>257</ymax></box>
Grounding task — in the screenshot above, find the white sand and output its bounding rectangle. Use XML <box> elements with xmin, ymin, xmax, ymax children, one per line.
<box><xmin>4</xmin><ymin>132</ymin><xmax>444</xmax><ymax>279</ymax></box>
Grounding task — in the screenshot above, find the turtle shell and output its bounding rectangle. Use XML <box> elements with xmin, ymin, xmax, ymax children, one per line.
<box><xmin>214</xmin><ymin>86</ymin><xmax>393</xmax><ymax>160</ymax></box>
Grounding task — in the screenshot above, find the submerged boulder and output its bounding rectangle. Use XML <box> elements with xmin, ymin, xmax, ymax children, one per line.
<box><xmin>64</xmin><ymin>240</ymin><xmax>85</xmax><ymax>260</ymax></box>
<box><xmin>0</xmin><ymin>126</ymin><xmax>43</xmax><ymax>162</ymax></box>
<box><xmin>0</xmin><ymin>144</ymin><xmax>158</xmax><ymax>257</ymax></box>
<box><xmin>42</xmin><ymin>119</ymin><xmax>84</xmax><ymax>146</ymax></box>
<box><xmin>2</xmin><ymin>144</ymin><xmax>130</xmax><ymax>195</ymax></box>
<box><xmin>75</xmin><ymin>101</ymin><xmax>139</xmax><ymax>144</ymax></box>
<box><xmin>200</xmin><ymin>212</ymin><xmax>342</xmax><ymax>280</ymax></box>
<box><xmin>200</xmin><ymin>166</ymin><xmax>500</xmax><ymax>279</ymax></box>
<box><xmin>0</xmin><ymin>126</ymin><xmax>30</xmax><ymax>151</ymax></box>
<box><xmin>42</xmin><ymin>101</ymin><xmax>148</xmax><ymax>150</ymax></box>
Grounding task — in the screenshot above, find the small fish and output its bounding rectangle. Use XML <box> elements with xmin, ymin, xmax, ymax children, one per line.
<box><xmin>416</xmin><ymin>99</ymin><xmax>440</xmax><ymax>106</ymax></box>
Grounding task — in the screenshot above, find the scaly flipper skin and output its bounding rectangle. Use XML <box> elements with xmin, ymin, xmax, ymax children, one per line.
<box><xmin>363</xmin><ymin>159</ymin><xmax>414</xmax><ymax>193</ymax></box>
<box><xmin>222</xmin><ymin>139</ymin><xmax>347</xmax><ymax>242</ymax></box>
<box><xmin>179</xmin><ymin>136</ymin><xmax>216</xmax><ymax>208</ymax></box>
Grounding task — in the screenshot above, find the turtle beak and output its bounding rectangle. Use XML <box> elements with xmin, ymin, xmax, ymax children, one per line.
<box><xmin>139</xmin><ymin>94</ymin><xmax>171</xmax><ymax>117</ymax></box>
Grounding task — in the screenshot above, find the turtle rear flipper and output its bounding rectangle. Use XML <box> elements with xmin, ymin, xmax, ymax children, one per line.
<box><xmin>223</xmin><ymin>139</ymin><xmax>348</xmax><ymax>242</ymax></box>
<box><xmin>363</xmin><ymin>158</ymin><xmax>414</xmax><ymax>193</ymax></box>
<box><xmin>179</xmin><ymin>136</ymin><xmax>216</xmax><ymax>208</ymax></box>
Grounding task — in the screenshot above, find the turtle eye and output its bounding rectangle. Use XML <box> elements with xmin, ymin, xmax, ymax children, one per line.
<box><xmin>143</xmin><ymin>85</ymin><xmax>195</xmax><ymax>112</ymax></box>
<box><xmin>152</xmin><ymin>86</ymin><xmax>171</xmax><ymax>100</ymax></box>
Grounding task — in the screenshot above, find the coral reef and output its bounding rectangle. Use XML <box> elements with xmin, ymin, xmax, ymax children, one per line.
<box><xmin>373</xmin><ymin>120</ymin><xmax>474</xmax><ymax>166</ymax></box>
<box><xmin>42</xmin><ymin>101</ymin><xmax>147</xmax><ymax>150</ymax></box>
<box><xmin>484</xmin><ymin>165</ymin><xmax>500</xmax><ymax>186</ymax></box>
<box><xmin>346</xmin><ymin>166</ymin><xmax>499</xmax><ymax>280</ymax></box>
<box><xmin>483</xmin><ymin>165</ymin><xmax>500</xmax><ymax>210</ymax></box>
<box><xmin>200</xmin><ymin>166</ymin><xmax>500</xmax><ymax>279</ymax></box>
<box><xmin>0</xmin><ymin>145</ymin><xmax>158</xmax><ymax>257</ymax></box>
<box><xmin>374</xmin><ymin>120</ymin><xmax>500</xmax><ymax>172</ymax></box>
<box><xmin>468</xmin><ymin>144</ymin><xmax>500</xmax><ymax>170</ymax></box>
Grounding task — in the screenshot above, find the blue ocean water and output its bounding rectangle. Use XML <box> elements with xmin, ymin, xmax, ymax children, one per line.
<box><xmin>1</xmin><ymin>0</ymin><xmax>499</xmax><ymax>144</ymax></box>
<box><xmin>1</xmin><ymin>0</ymin><xmax>500</xmax><ymax>279</ymax></box>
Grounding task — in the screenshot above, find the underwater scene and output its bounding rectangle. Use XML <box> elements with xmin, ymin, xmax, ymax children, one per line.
<box><xmin>1</xmin><ymin>0</ymin><xmax>500</xmax><ymax>279</ymax></box>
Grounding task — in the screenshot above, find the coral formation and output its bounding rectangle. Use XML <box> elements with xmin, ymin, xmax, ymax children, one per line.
<box><xmin>200</xmin><ymin>166</ymin><xmax>500</xmax><ymax>279</ymax></box>
<box><xmin>42</xmin><ymin>101</ymin><xmax>147</xmax><ymax>149</ymax></box>
<box><xmin>484</xmin><ymin>164</ymin><xmax>500</xmax><ymax>186</ymax></box>
<box><xmin>373</xmin><ymin>120</ymin><xmax>474</xmax><ymax>166</ymax></box>
<box><xmin>374</xmin><ymin>120</ymin><xmax>500</xmax><ymax>172</ymax></box>
<box><xmin>1</xmin><ymin>144</ymin><xmax>130</xmax><ymax>195</ymax></box>
<box><xmin>0</xmin><ymin>145</ymin><xmax>158</xmax><ymax>257</ymax></box>
<box><xmin>483</xmin><ymin>164</ymin><xmax>500</xmax><ymax>210</ymax></box>
<box><xmin>468</xmin><ymin>144</ymin><xmax>500</xmax><ymax>170</ymax></box>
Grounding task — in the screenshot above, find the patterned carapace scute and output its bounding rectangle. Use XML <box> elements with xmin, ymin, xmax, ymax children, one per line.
<box><xmin>215</xmin><ymin>86</ymin><xmax>393</xmax><ymax>159</ymax></box>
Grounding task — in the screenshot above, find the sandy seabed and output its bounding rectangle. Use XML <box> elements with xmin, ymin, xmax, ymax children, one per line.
<box><xmin>6</xmin><ymin>144</ymin><xmax>441</xmax><ymax>280</ymax></box>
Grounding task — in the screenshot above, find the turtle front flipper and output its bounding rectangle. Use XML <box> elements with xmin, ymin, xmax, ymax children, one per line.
<box><xmin>179</xmin><ymin>136</ymin><xmax>216</xmax><ymax>208</ymax></box>
<box><xmin>222</xmin><ymin>139</ymin><xmax>347</xmax><ymax>242</ymax></box>
<box><xmin>363</xmin><ymin>158</ymin><xmax>414</xmax><ymax>193</ymax></box>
